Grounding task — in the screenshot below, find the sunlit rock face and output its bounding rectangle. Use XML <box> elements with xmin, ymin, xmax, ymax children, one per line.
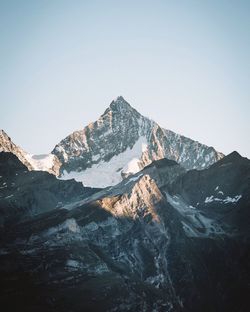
<box><xmin>0</xmin><ymin>130</ymin><xmax>34</xmax><ymax>171</ymax></box>
<box><xmin>99</xmin><ymin>175</ymin><xmax>163</xmax><ymax>221</ymax></box>
<box><xmin>1</xmin><ymin>153</ymin><xmax>249</xmax><ymax>311</ymax></box>
<box><xmin>52</xmin><ymin>96</ymin><xmax>223</xmax><ymax>187</ymax></box>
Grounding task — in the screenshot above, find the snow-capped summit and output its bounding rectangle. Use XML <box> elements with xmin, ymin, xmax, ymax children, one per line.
<box><xmin>52</xmin><ymin>97</ymin><xmax>224</xmax><ymax>187</ymax></box>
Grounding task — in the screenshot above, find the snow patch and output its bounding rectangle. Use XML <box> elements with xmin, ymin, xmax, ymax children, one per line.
<box><xmin>92</xmin><ymin>154</ymin><xmax>101</xmax><ymax>161</ymax></box>
<box><xmin>224</xmin><ymin>195</ymin><xmax>242</xmax><ymax>203</ymax></box>
<box><xmin>60</xmin><ymin>136</ymin><xmax>148</xmax><ymax>188</ymax></box>
<box><xmin>5</xmin><ymin>194</ymin><xmax>13</xmax><ymax>199</ymax></box>
<box><xmin>25</xmin><ymin>154</ymin><xmax>56</xmax><ymax>172</ymax></box>
<box><xmin>165</xmin><ymin>193</ymin><xmax>224</xmax><ymax>237</ymax></box>
<box><xmin>123</xmin><ymin>158</ymin><xmax>141</xmax><ymax>175</ymax></box>
<box><xmin>66</xmin><ymin>259</ymin><xmax>81</xmax><ymax>269</ymax></box>
<box><xmin>124</xmin><ymin>173</ymin><xmax>143</xmax><ymax>185</ymax></box>
<box><xmin>205</xmin><ymin>195</ymin><xmax>242</xmax><ymax>204</ymax></box>
<box><xmin>45</xmin><ymin>218</ymin><xmax>80</xmax><ymax>236</ymax></box>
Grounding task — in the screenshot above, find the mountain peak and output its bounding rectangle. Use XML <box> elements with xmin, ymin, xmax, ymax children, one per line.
<box><xmin>0</xmin><ymin>129</ymin><xmax>13</xmax><ymax>149</ymax></box>
<box><xmin>224</xmin><ymin>151</ymin><xmax>246</xmax><ymax>163</ymax></box>
<box><xmin>0</xmin><ymin>129</ymin><xmax>35</xmax><ymax>171</ymax></box>
<box><xmin>0</xmin><ymin>129</ymin><xmax>9</xmax><ymax>139</ymax></box>
<box><xmin>102</xmin><ymin>96</ymin><xmax>137</xmax><ymax>117</ymax></box>
<box><xmin>228</xmin><ymin>151</ymin><xmax>241</xmax><ymax>158</ymax></box>
<box><xmin>212</xmin><ymin>151</ymin><xmax>248</xmax><ymax>169</ymax></box>
<box><xmin>53</xmin><ymin>97</ymin><xmax>224</xmax><ymax>187</ymax></box>
<box><xmin>114</xmin><ymin>95</ymin><xmax>126</xmax><ymax>102</ymax></box>
<box><xmin>109</xmin><ymin>96</ymin><xmax>133</xmax><ymax>111</ymax></box>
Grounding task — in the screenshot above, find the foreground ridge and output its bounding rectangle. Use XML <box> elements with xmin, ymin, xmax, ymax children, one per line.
<box><xmin>0</xmin><ymin>149</ymin><xmax>249</xmax><ymax>311</ymax></box>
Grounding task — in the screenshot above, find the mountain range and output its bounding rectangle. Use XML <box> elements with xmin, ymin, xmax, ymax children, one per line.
<box><xmin>0</xmin><ymin>96</ymin><xmax>249</xmax><ymax>312</ymax></box>
<box><xmin>1</xmin><ymin>96</ymin><xmax>223</xmax><ymax>188</ymax></box>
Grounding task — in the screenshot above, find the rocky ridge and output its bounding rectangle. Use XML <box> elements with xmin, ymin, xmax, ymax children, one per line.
<box><xmin>0</xmin><ymin>130</ymin><xmax>61</xmax><ymax>176</ymax></box>
<box><xmin>0</xmin><ymin>151</ymin><xmax>249</xmax><ymax>311</ymax></box>
<box><xmin>0</xmin><ymin>152</ymin><xmax>99</xmax><ymax>228</ymax></box>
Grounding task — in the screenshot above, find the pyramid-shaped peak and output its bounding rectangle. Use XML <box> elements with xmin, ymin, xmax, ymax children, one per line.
<box><xmin>102</xmin><ymin>96</ymin><xmax>141</xmax><ymax>118</ymax></box>
<box><xmin>224</xmin><ymin>151</ymin><xmax>243</xmax><ymax>162</ymax></box>
<box><xmin>114</xmin><ymin>95</ymin><xmax>126</xmax><ymax>102</ymax></box>
<box><xmin>109</xmin><ymin>96</ymin><xmax>133</xmax><ymax>111</ymax></box>
<box><xmin>213</xmin><ymin>150</ymin><xmax>248</xmax><ymax>169</ymax></box>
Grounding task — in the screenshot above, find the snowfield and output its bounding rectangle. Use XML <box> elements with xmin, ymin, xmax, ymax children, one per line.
<box><xmin>60</xmin><ymin>136</ymin><xmax>148</xmax><ymax>188</ymax></box>
<box><xmin>25</xmin><ymin>153</ymin><xmax>56</xmax><ymax>172</ymax></box>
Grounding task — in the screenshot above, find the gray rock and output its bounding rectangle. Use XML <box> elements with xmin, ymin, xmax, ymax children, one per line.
<box><xmin>52</xmin><ymin>96</ymin><xmax>223</xmax><ymax>187</ymax></box>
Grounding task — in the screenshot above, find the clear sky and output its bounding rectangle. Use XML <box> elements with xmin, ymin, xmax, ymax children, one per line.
<box><xmin>1</xmin><ymin>0</ymin><xmax>249</xmax><ymax>157</ymax></box>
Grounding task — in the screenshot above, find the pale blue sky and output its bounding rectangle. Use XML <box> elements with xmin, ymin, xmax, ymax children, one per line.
<box><xmin>1</xmin><ymin>0</ymin><xmax>249</xmax><ymax>157</ymax></box>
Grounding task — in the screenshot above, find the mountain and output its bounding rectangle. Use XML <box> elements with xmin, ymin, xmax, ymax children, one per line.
<box><xmin>0</xmin><ymin>129</ymin><xmax>61</xmax><ymax>175</ymax></box>
<box><xmin>0</xmin><ymin>129</ymin><xmax>34</xmax><ymax>171</ymax></box>
<box><xmin>52</xmin><ymin>96</ymin><xmax>224</xmax><ymax>188</ymax></box>
<box><xmin>1</xmin><ymin>151</ymin><xmax>249</xmax><ymax>311</ymax></box>
<box><xmin>0</xmin><ymin>152</ymin><xmax>99</xmax><ymax>228</ymax></box>
<box><xmin>168</xmin><ymin>150</ymin><xmax>250</xmax><ymax>237</ymax></box>
<box><xmin>1</xmin><ymin>96</ymin><xmax>248</xmax><ymax>311</ymax></box>
<box><xmin>0</xmin><ymin>97</ymin><xmax>223</xmax><ymax>188</ymax></box>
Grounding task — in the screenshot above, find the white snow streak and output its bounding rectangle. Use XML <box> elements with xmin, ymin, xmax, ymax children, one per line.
<box><xmin>60</xmin><ymin>136</ymin><xmax>148</xmax><ymax>188</ymax></box>
<box><xmin>205</xmin><ymin>195</ymin><xmax>242</xmax><ymax>204</ymax></box>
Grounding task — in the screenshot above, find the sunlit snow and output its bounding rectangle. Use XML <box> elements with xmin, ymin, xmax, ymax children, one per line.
<box><xmin>60</xmin><ymin>136</ymin><xmax>148</xmax><ymax>188</ymax></box>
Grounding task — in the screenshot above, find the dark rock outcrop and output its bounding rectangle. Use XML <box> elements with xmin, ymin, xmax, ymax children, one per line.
<box><xmin>0</xmin><ymin>152</ymin><xmax>99</xmax><ymax>228</ymax></box>
<box><xmin>0</xmin><ymin>152</ymin><xmax>249</xmax><ymax>311</ymax></box>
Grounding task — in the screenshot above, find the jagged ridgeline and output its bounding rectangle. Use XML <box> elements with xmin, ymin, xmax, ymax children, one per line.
<box><xmin>1</xmin><ymin>97</ymin><xmax>223</xmax><ymax>188</ymax></box>
<box><xmin>0</xmin><ymin>149</ymin><xmax>249</xmax><ymax>311</ymax></box>
<box><xmin>0</xmin><ymin>97</ymin><xmax>249</xmax><ymax>312</ymax></box>
<box><xmin>52</xmin><ymin>96</ymin><xmax>223</xmax><ymax>187</ymax></box>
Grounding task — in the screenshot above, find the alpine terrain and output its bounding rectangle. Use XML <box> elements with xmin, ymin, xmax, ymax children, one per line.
<box><xmin>52</xmin><ymin>96</ymin><xmax>223</xmax><ymax>187</ymax></box>
<box><xmin>0</xmin><ymin>129</ymin><xmax>60</xmax><ymax>176</ymax></box>
<box><xmin>0</xmin><ymin>97</ymin><xmax>249</xmax><ymax>312</ymax></box>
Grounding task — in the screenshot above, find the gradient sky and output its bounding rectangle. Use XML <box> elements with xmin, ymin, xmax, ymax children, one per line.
<box><xmin>1</xmin><ymin>0</ymin><xmax>249</xmax><ymax>157</ymax></box>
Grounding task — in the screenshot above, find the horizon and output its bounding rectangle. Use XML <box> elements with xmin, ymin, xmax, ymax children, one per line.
<box><xmin>1</xmin><ymin>0</ymin><xmax>249</xmax><ymax>157</ymax></box>
<box><xmin>0</xmin><ymin>94</ymin><xmax>247</xmax><ymax>159</ymax></box>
